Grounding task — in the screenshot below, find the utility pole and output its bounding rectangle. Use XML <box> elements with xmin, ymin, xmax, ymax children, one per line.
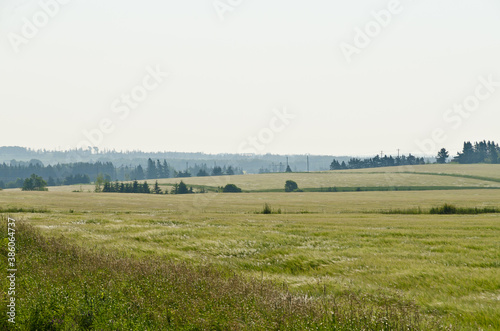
<box><xmin>397</xmin><ymin>149</ymin><xmax>400</xmax><ymax>158</ymax></box>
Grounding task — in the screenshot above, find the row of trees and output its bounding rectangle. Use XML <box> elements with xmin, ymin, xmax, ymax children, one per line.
<box><xmin>100</xmin><ymin>180</ymin><xmax>244</xmax><ymax>195</ymax></box>
<box><xmin>175</xmin><ymin>165</ymin><xmax>241</xmax><ymax>178</ymax></box>
<box><xmin>100</xmin><ymin>180</ymin><xmax>194</xmax><ymax>195</ymax></box>
<box><xmin>101</xmin><ymin>180</ymin><xmax>153</xmax><ymax>194</ymax></box>
<box><xmin>453</xmin><ymin>141</ymin><xmax>499</xmax><ymax>164</ymax></box>
<box><xmin>146</xmin><ymin>159</ymin><xmax>171</xmax><ymax>179</ymax></box>
<box><xmin>330</xmin><ymin>154</ymin><xmax>426</xmax><ymax>170</ymax></box>
<box><xmin>0</xmin><ymin>159</ymin><xmax>242</xmax><ymax>189</ymax></box>
<box><xmin>0</xmin><ymin>161</ymin><xmax>115</xmax><ymax>188</ymax></box>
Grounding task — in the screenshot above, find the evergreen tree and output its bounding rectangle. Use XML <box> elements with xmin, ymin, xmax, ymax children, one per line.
<box><xmin>212</xmin><ymin>166</ymin><xmax>223</xmax><ymax>176</ymax></box>
<box><xmin>135</xmin><ymin>165</ymin><xmax>145</xmax><ymax>180</ymax></box>
<box><xmin>436</xmin><ymin>148</ymin><xmax>449</xmax><ymax>164</ymax></box>
<box><xmin>132</xmin><ymin>180</ymin><xmax>139</xmax><ymax>193</ymax></box>
<box><xmin>156</xmin><ymin>160</ymin><xmax>162</xmax><ymax>178</ymax></box>
<box><xmin>153</xmin><ymin>180</ymin><xmax>162</xmax><ymax>194</ymax></box>
<box><xmin>142</xmin><ymin>181</ymin><xmax>151</xmax><ymax>194</ymax></box>
<box><xmin>170</xmin><ymin>181</ymin><xmax>191</xmax><ymax>194</ymax></box>
<box><xmin>147</xmin><ymin>158</ymin><xmax>157</xmax><ymax>179</ymax></box>
<box><xmin>162</xmin><ymin>160</ymin><xmax>170</xmax><ymax>178</ymax></box>
<box><xmin>197</xmin><ymin>169</ymin><xmax>209</xmax><ymax>177</ymax></box>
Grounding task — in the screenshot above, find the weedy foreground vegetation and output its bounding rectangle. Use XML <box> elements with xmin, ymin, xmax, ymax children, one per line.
<box><xmin>0</xmin><ymin>165</ymin><xmax>499</xmax><ymax>330</ymax></box>
<box><xmin>0</xmin><ymin>220</ymin><xmax>442</xmax><ymax>330</ymax></box>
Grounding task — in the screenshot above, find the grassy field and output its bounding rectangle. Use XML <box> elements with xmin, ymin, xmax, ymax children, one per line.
<box><xmin>44</xmin><ymin>164</ymin><xmax>500</xmax><ymax>193</ymax></box>
<box><xmin>1</xmin><ymin>164</ymin><xmax>499</xmax><ymax>329</ymax></box>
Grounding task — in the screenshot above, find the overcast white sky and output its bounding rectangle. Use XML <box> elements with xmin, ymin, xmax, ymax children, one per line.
<box><xmin>1</xmin><ymin>0</ymin><xmax>499</xmax><ymax>156</ymax></box>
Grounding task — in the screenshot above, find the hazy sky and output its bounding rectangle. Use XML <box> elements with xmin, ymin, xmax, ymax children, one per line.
<box><xmin>1</xmin><ymin>0</ymin><xmax>499</xmax><ymax>156</ymax></box>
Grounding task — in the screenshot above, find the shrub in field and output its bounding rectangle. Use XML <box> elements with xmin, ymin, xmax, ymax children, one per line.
<box><xmin>284</xmin><ymin>180</ymin><xmax>299</xmax><ymax>192</ymax></box>
<box><xmin>430</xmin><ymin>203</ymin><xmax>457</xmax><ymax>214</ymax></box>
<box><xmin>222</xmin><ymin>184</ymin><xmax>242</xmax><ymax>193</ymax></box>
<box><xmin>262</xmin><ymin>203</ymin><xmax>272</xmax><ymax>214</ymax></box>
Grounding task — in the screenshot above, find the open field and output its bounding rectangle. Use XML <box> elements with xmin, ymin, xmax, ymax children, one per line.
<box><xmin>41</xmin><ymin>164</ymin><xmax>500</xmax><ymax>193</ymax></box>
<box><xmin>152</xmin><ymin>164</ymin><xmax>500</xmax><ymax>192</ymax></box>
<box><xmin>1</xmin><ymin>164</ymin><xmax>499</xmax><ymax>329</ymax></box>
<box><xmin>349</xmin><ymin>164</ymin><xmax>500</xmax><ymax>180</ymax></box>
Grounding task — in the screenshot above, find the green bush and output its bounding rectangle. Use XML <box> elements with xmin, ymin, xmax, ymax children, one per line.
<box><xmin>284</xmin><ymin>180</ymin><xmax>299</xmax><ymax>192</ymax></box>
<box><xmin>222</xmin><ymin>184</ymin><xmax>242</xmax><ymax>193</ymax></box>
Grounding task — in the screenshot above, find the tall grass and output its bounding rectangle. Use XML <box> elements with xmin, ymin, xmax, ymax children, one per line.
<box><xmin>0</xmin><ymin>221</ymin><xmax>445</xmax><ymax>330</ymax></box>
<box><xmin>380</xmin><ymin>204</ymin><xmax>500</xmax><ymax>215</ymax></box>
<box><xmin>429</xmin><ymin>204</ymin><xmax>499</xmax><ymax>215</ymax></box>
<box><xmin>0</xmin><ymin>207</ymin><xmax>50</xmax><ymax>213</ymax></box>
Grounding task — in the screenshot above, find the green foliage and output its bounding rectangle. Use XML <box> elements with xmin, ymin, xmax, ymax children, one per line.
<box><xmin>331</xmin><ymin>153</ymin><xmax>425</xmax><ymax>170</ymax></box>
<box><xmin>22</xmin><ymin>174</ymin><xmax>48</xmax><ymax>191</ymax></box>
<box><xmin>262</xmin><ymin>203</ymin><xmax>272</xmax><ymax>214</ymax></box>
<box><xmin>171</xmin><ymin>181</ymin><xmax>190</xmax><ymax>194</ymax></box>
<box><xmin>258</xmin><ymin>203</ymin><xmax>281</xmax><ymax>214</ymax></box>
<box><xmin>284</xmin><ymin>180</ymin><xmax>299</xmax><ymax>192</ymax></box>
<box><xmin>222</xmin><ymin>184</ymin><xmax>242</xmax><ymax>193</ymax></box>
<box><xmin>454</xmin><ymin>140</ymin><xmax>500</xmax><ymax>164</ymax></box>
<box><xmin>153</xmin><ymin>180</ymin><xmax>162</xmax><ymax>194</ymax></box>
<box><xmin>94</xmin><ymin>174</ymin><xmax>104</xmax><ymax>193</ymax></box>
<box><xmin>0</xmin><ymin>221</ymin><xmax>439</xmax><ymax>330</ymax></box>
<box><xmin>196</xmin><ymin>169</ymin><xmax>209</xmax><ymax>177</ymax></box>
<box><xmin>211</xmin><ymin>166</ymin><xmax>223</xmax><ymax>176</ymax></box>
<box><xmin>0</xmin><ymin>207</ymin><xmax>50</xmax><ymax>213</ymax></box>
<box><xmin>383</xmin><ymin>204</ymin><xmax>500</xmax><ymax>215</ymax></box>
<box><xmin>429</xmin><ymin>203</ymin><xmax>499</xmax><ymax>215</ymax></box>
<box><xmin>436</xmin><ymin>148</ymin><xmax>449</xmax><ymax>164</ymax></box>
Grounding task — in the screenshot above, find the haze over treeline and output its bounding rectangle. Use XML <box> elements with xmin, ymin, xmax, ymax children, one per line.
<box><xmin>0</xmin><ymin>146</ymin><xmax>359</xmax><ymax>173</ymax></box>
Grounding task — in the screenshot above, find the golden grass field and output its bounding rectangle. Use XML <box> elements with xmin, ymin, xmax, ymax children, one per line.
<box><xmin>1</xmin><ymin>164</ymin><xmax>500</xmax><ymax>329</ymax></box>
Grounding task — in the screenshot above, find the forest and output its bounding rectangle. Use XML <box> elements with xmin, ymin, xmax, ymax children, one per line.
<box><xmin>0</xmin><ymin>158</ymin><xmax>242</xmax><ymax>189</ymax></box>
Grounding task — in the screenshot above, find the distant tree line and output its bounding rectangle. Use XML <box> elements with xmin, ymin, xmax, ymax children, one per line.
<box><xmin>453</xmin><ymin>141</ymin><xmax>499</xmax><ymax>164</ymax></box>
<box><xmin>0</xmin><ymin>158</ymin><xmax>242</xmax><ymax>189</ymax></box>
<box><xmin>0</xmin><ymin>161</ymin><xmax>115</xmax><ymax>189</ymax></box>
<box><xmin>330</xmin><ymin>154</ymin><xmax>425</xmax><ymax>170</ymax></box>
<box><xmin>100</xmin><ymin>179</ymin><xmax>244</xmax><ymax>195</ymax></box>
<box><xmin>174</xmin><ymin>164</ymin><xmax>241</xmax><ymax>178</ymax></box>
<box><xmin>100</xmin><ymin>179</ymin><xmax>197</xmax><ymax>195</ymax></box>
<box><xmin>102</xmin><ymin>180</ymin><xmax>152</xmax><ymax>194</ymax></box>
